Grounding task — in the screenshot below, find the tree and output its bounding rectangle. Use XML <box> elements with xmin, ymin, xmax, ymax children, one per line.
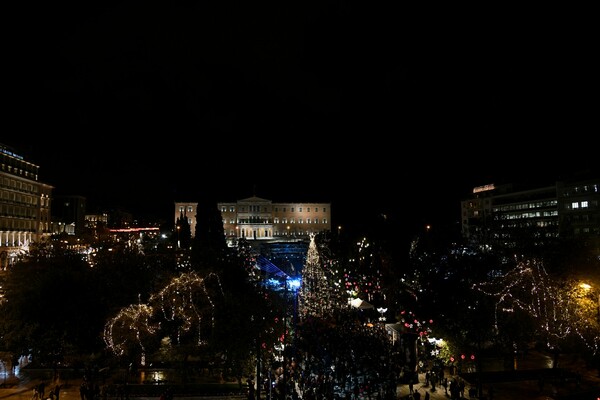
<box><xmin>0</xmin><ymin>234</ymin><xmax>175</xmax><ymax>369</ymax></box>
<box><xmin>475</xmin><ymin>257</ymin><xmax>600</xmax><ymax>370</ymax></box>
<box><xmin>175</xmin><ymin>210</ymin><xmax>192</xmax><ymax>250</ymax></box>
<box><xmin>0</xmin><ymin>242</ymin><xmax>99</xmax><ymax>365</ymax></box>
<box><xmin>298</xmin><ymin>234</ymin><xmax>336</xmax><ymax>320</ymax></box>
<box><xmin>190</xmin><ymin>199</ymin><xmax>229</xmax><ymax>273</ymax></box>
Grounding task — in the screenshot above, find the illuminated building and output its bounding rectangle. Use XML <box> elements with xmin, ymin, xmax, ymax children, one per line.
<box><xmin>0</xmin><ymin>143</ymin><xmax>53</xmax><ymax>268</ymax></box>
<box><xmin>52</xmin><ymin>195</ymin><xmax>87</xmax><ymax>235</ymax></box>
<box><xmin>175</xmin><ymin>196</ymin><xmax>331</xmax><ymax>244</ymax></box>
<box><xmin>461</xmin><ymin>174</ymin><xmax>599</xmax><ymax>249</ymax></box>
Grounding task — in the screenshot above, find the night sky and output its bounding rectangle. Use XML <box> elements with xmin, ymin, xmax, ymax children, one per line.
<box><xmin>6</xmin><ymin>3</ymin><xmax>598</xmax><ymax>233</ymax></box>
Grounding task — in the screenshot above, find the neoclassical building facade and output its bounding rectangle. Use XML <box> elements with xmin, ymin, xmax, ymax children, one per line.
<box><xmin>175</xmin><ymin>196</ymin><xmax>331</xmax><ymax>243</ymax></box>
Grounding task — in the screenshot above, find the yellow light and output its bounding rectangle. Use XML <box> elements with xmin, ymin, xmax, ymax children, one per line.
<box><xmin>580</xmin><ymin>283</ymin><xmax>592</xmax><ymax>290</ymax></box>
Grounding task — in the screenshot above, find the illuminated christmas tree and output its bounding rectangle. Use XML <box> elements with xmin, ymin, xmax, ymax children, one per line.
<box><xmin>298</xmin><ymin>234</ymin><xmax>333</xmax><ymax>319</ymax></box>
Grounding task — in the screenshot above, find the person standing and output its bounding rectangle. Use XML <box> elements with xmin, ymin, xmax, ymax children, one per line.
<box><xmin>247</xmin><ymin>378</ymin><xmax>255</xmax><ymax>400</ymax></box>
<box><xmin>38</xmin><ymin>382</ymin><xmax>46</xmax><ymax>400</ymax></box>
<box><xmin>53</xmin><ymin>384</ymin><xmax>61</xmax><ymax>400</ymax></box>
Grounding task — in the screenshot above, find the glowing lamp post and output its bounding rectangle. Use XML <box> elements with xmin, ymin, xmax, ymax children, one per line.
<box><xmin>377</xmin><ymin>307</ymin><xmax>388</xmax><ymax>322</ymax></box>
<box><xmin>580</xmin><ymin>283</ymin><xmax>600</xmax><ymax>321</ymax></box>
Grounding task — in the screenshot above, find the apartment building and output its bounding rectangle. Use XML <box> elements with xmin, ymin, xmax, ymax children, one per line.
<box><xmin>0</xmin><ymin>143</ymin><xmax>53</xmax><ymax>268</ymax></box>
<box><xmin>175</xmin><ymin>196</ymin><xmax>331</xmax><ymax>244</ymax></box>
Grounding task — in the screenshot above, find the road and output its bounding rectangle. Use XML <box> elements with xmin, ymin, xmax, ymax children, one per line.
<box><xmin>2</xmin><ymin>351</ymin><xmax>599</xmax><ymax>400</ymax></box>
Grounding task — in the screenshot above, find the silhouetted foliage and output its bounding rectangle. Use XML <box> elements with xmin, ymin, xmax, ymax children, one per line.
<box><xmin>191</xmin><ymin>200</ymin><xmax>229</xmax><ymax>273</ymax></box>
<box><xmin>0</xmin><ymin>241</ymin><xmax>99</xmax><ymax>365</ymax></box>
<box><xmin>175</xmin><ymin>210</ymin><xmax>192</xmax><ymax>250</ymax></box>
<box><xmin>0</xmin><ymin>237</ymin><xmax>174</xmax><ymax>366</ymax></box>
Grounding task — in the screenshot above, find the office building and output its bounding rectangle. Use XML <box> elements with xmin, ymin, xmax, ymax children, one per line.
<box><xmin>52</xmin><ymin>195</ymin><xmax>87</xmax><ymax>235</ymax></box>
<box><xmin>461</xmin><ymin>175</ymin><xmax>599</xmax><ymax>249</ymax></box>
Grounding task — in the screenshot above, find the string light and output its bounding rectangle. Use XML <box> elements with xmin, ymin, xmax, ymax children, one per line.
<box><xmin>298</xmin><ymin>234</ymin><xmax>338</xmax><ymax>319</ymax></box>
<box><xmin>474</xmin><ymin>258</ymin><xmax>600</xmax><ymax>355</ymax></box>
<box><xmin>103</xmin><ymin>271</ymin><xmax>224</xmax><ymax>359</ymax></box>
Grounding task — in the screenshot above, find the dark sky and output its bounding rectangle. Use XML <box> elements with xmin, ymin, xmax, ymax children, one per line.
<box><xmin>6</xmin><ymin>3</ymin><xmax>598</xmax><ymax>232</ymax></box>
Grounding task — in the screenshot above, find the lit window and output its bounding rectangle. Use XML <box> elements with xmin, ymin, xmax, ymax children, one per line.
<box><xmin>572</xmin><ymin>202</ymin><xmax>579</xmax><ymax>209</ymax></box>
<box><xmin>581</xmin><ymin>201</ymin><xmax>588</xmax><ymax>208</ymax></box>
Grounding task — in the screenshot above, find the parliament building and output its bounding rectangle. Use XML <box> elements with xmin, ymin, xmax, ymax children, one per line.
<box><xmin>175</xmin><ymin>196</ymin><xmax>331</xmax><ymax>244</ymax></box>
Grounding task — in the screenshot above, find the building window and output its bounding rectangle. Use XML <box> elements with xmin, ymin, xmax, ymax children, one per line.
<box><xmin>299</xmin><ymin>207</ymin><xmax>302</xmax><ymax>212</ymax></box>
<box><xmin>572</xmin><ymin>202</ymin><xmax>579</xmax><ymax>209</ymax></box>
<box><xmin>188</xmin><ymin>206</ymin><xmax>193</xmax><ymax>213</ymax></box>
<box><xmin>291</xmin><ymin>208</ymin><xmax>294</xmax><ymax>212</ymax></box>
<box><xmin>581</xmin><ymin>201</ymin><xmax>589</xmax><ymax>208</ymax></box>
<box><xmin>307</xmin><ymin>207</ymin><xmax>310</xmax><ymax>212</ymax></box>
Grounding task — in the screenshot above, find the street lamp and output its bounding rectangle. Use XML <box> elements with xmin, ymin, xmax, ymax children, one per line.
<box><xmin>580</xmin><ymin>283</ymin><xmax>600</xmax><ymax>321</ymax></box>
<box><xmin>377</xmin><ymin>307</ymin><xmax>388</xmax><ymax>322</ymax></box>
